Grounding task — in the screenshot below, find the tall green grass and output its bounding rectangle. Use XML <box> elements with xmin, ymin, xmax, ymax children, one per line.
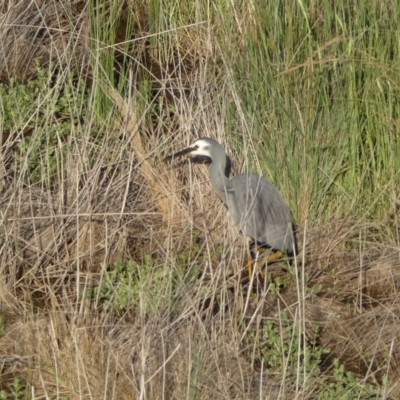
<box><xmin>215</xmin><ymin>1</ymin><xmax>400</xmax><ymax>223</ymax></box>
<box><xmin>89</xmin><ymin>0</ymin><xmax>400</xmax><ymax>224</ymax></box>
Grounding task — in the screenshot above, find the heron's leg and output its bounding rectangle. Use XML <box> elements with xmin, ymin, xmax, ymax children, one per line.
<box><xmin>256</xmin><ymin>250</ymin><xmax>283</xmax><ymax>275</ymax></box>
<box><xmin>266</xmin><ymin>250</ymin><xmax>283</xmax><ymax>263</ymax></box>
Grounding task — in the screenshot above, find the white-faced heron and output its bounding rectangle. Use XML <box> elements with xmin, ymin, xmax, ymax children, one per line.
<box><xmin>165</xmin><ymin>137</ymin><xmax>297</xmax><ymax>277</ymax></box>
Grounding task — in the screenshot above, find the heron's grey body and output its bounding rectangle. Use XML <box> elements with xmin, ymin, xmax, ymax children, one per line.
<box><xmin>167</xmin><ymin>137</ymin><xmax>296</xmax><ymax>256</ymax></box>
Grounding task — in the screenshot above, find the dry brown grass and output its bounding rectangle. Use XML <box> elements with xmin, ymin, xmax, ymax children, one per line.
<box><xmin>1</xmin><ymin>1</ymin><xmax>400</xmax><ymax>399</ymax></box>
<box><xmin>0</xmin><ymin>0</ymin><xmax>89</xmax><ymax>83</ymax></box>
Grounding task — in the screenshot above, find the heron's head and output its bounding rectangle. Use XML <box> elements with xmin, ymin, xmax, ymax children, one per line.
<box><xmin>164</xmin><ymin>137</ymin><xmax>222</xmax><ymax>162</ymax></box>
<box><xmin>164</xmin><ymin>137</ymin><xmax>231</xmax><ymax>176</ymax></box>
<box><xmin>186</xmin><ymin>138</ymin><xmax>214</xmax><ymax>158</ymax></box>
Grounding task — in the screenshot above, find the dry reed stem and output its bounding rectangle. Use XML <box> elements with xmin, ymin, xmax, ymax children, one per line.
<box><xmin>102</xmin><ymin>84</ymin><xmax>190</xmax><ymax>231</ymax></box>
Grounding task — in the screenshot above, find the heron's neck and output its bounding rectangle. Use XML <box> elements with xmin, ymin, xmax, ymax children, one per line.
<box><xmin>209</xmin><ymin>159</ymin><xmax>230</xmax><ymax>201</ymax></box>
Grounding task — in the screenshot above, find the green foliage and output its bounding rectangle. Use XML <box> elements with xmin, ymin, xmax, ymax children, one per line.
<box><xmin>259</xmin><ymin>315</ymin><xmax>329</xmax><ymax>380</ymax></box>
<box><xmin>0</xmin><ymin>60</ymin><xmax>90</xmax><ymax>184</ymax></box>
<box><xmin>266</xmin><ymin>274</ymin><xmax>288</xmax><ymax>294</ymax></box>
<box><xmin>0</xmin><ymin>377</ymin><xmax>69</xmax><ymax>400</ymax></box>
<box><xmin>95</xmin><ymin>256</ymin><xmax>199</xmax><ymax>314</ymax></box>
<box><xmin>0</xmin><ymin>378</ymin><xmax>28</xmax><ymax>400</ymax></box>
<box><xmin>317</xmin><ymin>358</ymin><xmax>382</xmax><ymax>400</ymax></box>
<box><xmin>256</xmin><ymin>314</ymin><xmax>384</xmax><ymax>398</ymax></box>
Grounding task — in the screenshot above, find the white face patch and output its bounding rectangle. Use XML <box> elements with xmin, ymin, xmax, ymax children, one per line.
<box><xmin>189</xmin><ymin>139</ymin><xmax>212</xmax><ymax>157</ymax></box>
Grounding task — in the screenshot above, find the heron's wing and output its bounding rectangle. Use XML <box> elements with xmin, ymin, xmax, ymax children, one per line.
<box><xmin>227</xmin><ymin>174</ymin><xmax>295</xmax><ymax>253</ymax></box>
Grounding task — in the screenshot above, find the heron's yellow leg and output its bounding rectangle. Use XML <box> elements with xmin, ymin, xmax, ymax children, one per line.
<box><xmin>244</xmin><ymin>238</ymin><xmax>284</xmax><ymax>280</ymax></box>
<box><xmin>266</xmin><ymin>250</ymin><xmax>283</xmax><ymax>263</ymax></box>
<box><xmin>256</xmin><ymin>250</ymin><xmax>283</xmax><ymax>275</ymax></box>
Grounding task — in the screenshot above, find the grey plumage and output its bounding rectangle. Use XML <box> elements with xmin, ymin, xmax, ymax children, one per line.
<box><xmin>165</xmin><ymin>137</ymin><xmax>297</xmax><ymax>257</ymax></box>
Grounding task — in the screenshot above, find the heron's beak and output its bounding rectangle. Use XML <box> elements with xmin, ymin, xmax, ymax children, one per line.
<box><xmin>163</xmin><ymin>146</ymin><xmax>197</xmax><ymax>162</ymax></box>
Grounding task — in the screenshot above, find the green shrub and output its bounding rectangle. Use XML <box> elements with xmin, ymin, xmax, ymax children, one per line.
<box><xmin>0</xmin><ymin>60</ymin><xmax>90</xmax><ymax>184</ymax></box>
<box><xmin>256</xmin><ymin>314</ymin><xmax>384</xmax><ymax>398</ymax></box>
<box><xmin>95</xmin><ymin>256</ymin><xmax>199</xmax><ymax>314</ymax></box>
